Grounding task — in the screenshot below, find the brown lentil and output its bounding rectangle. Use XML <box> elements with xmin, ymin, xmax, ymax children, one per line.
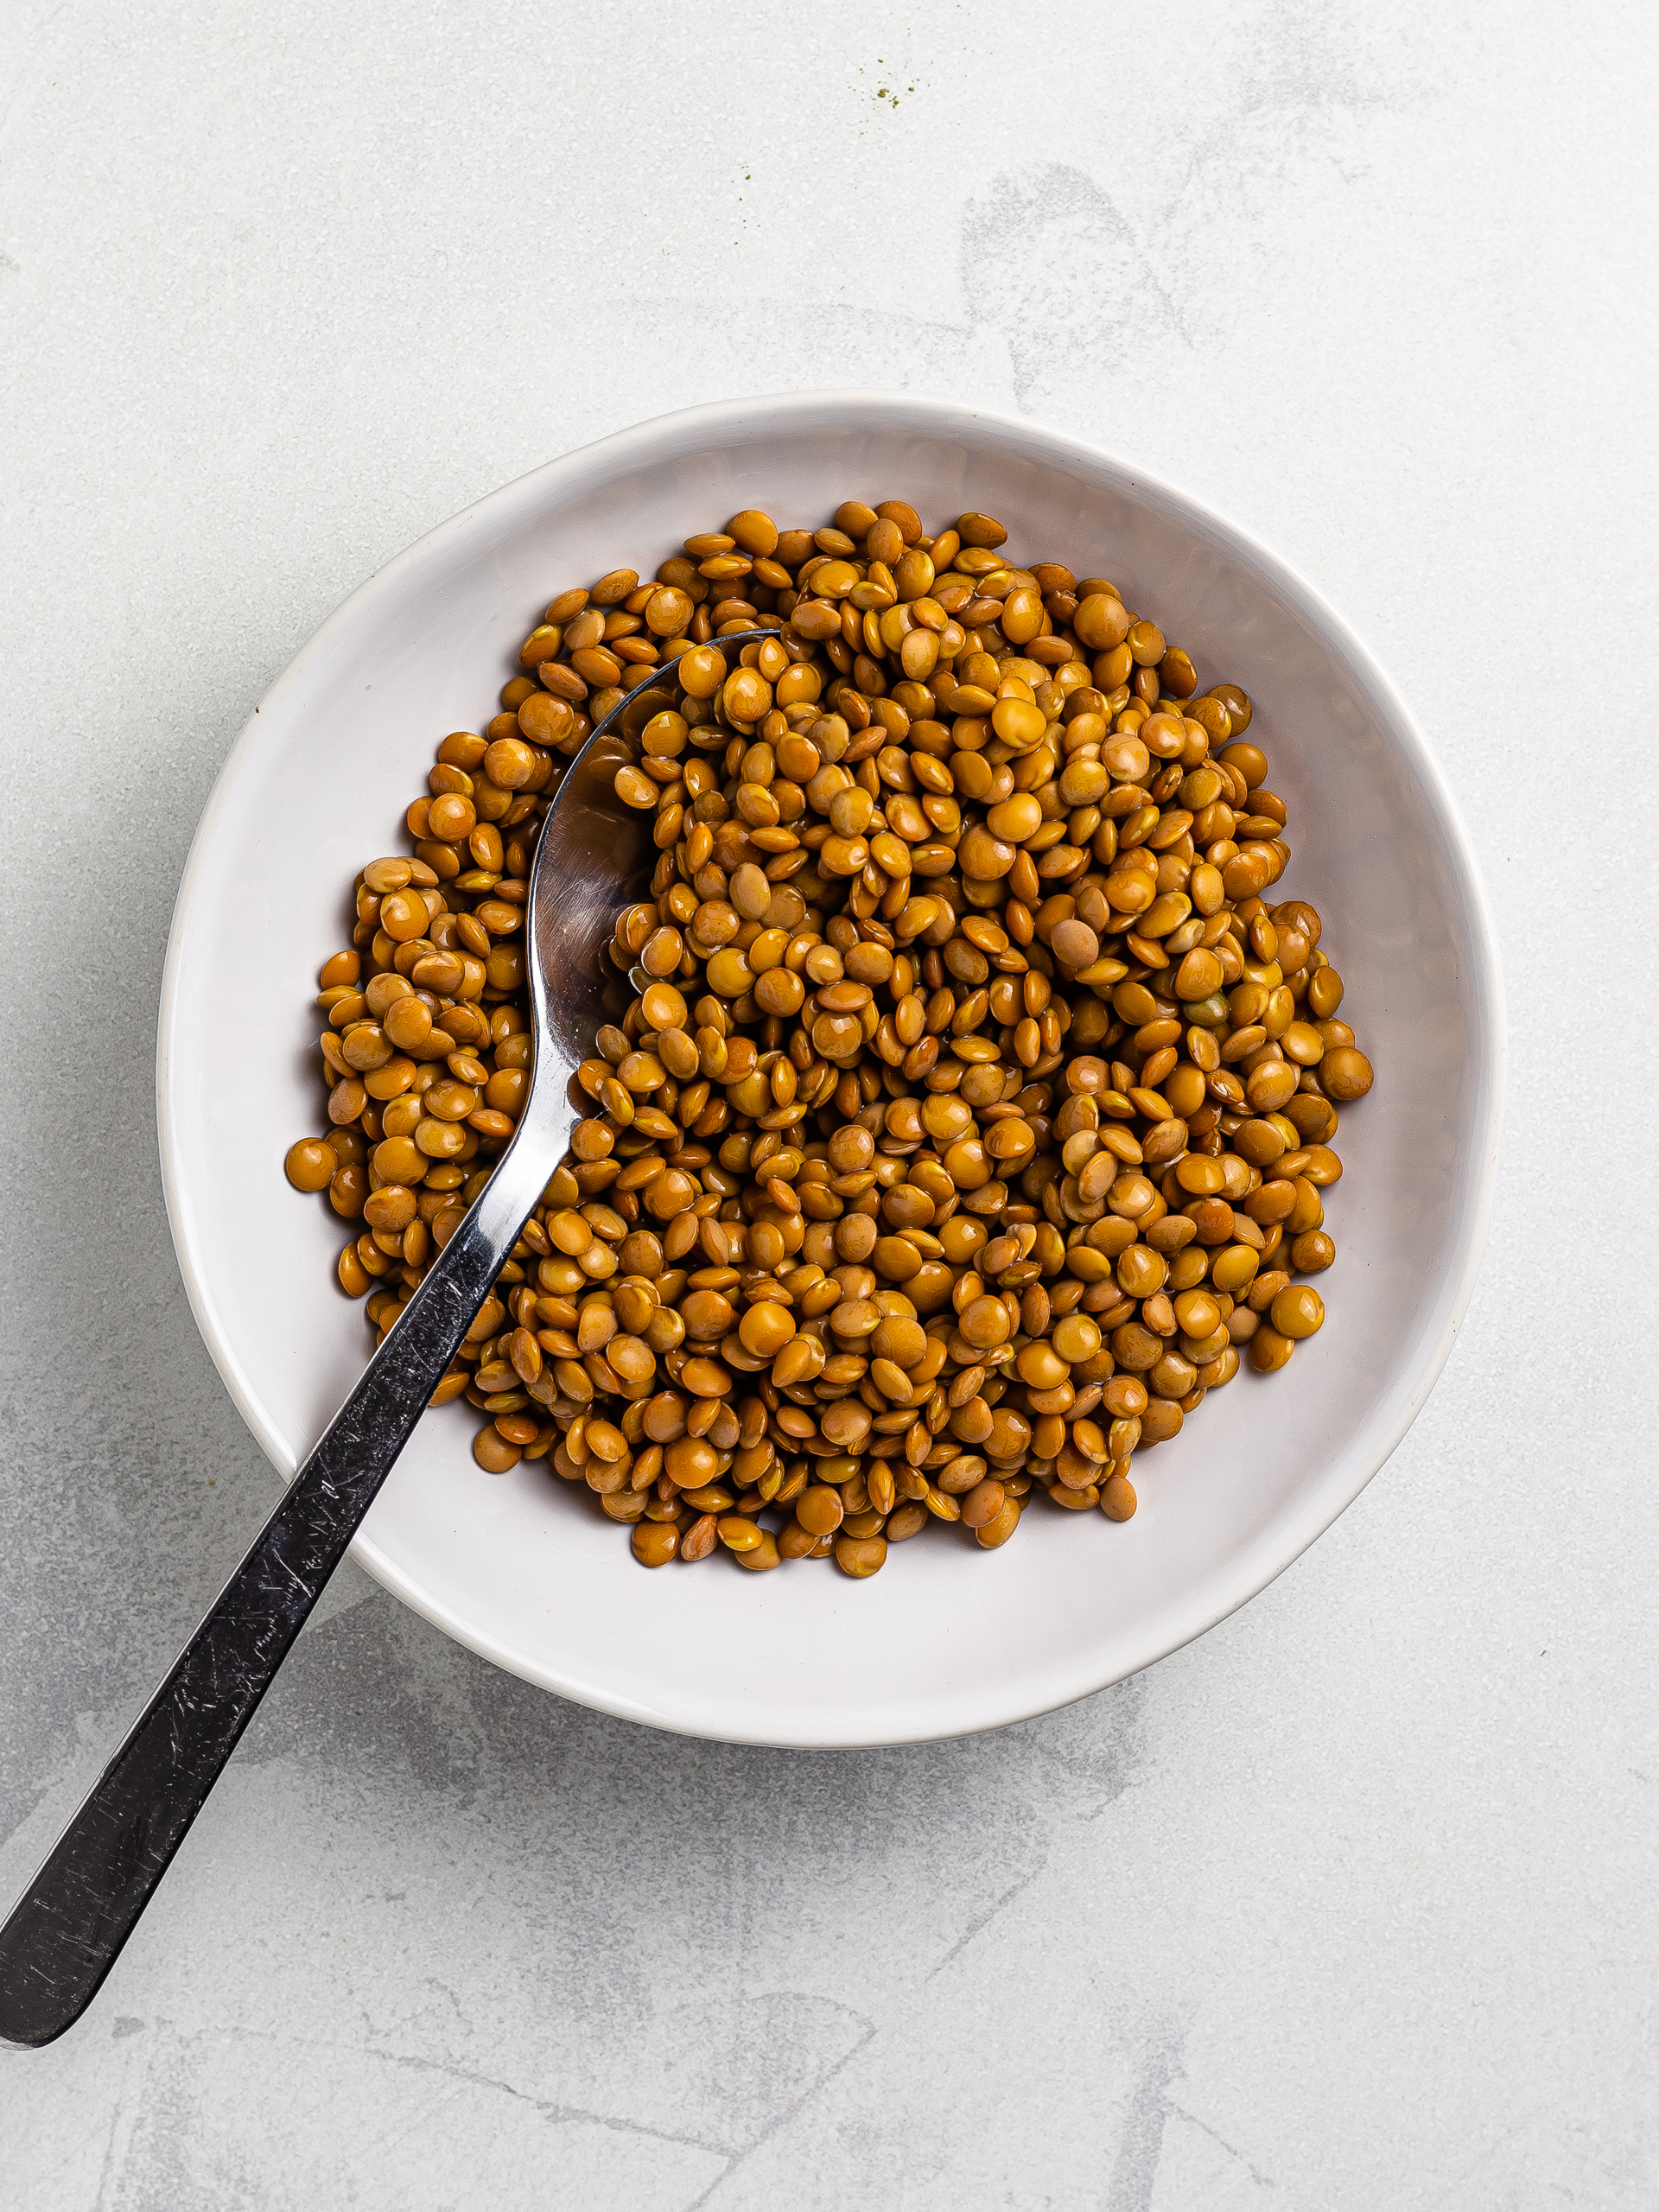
<box><xmin>290</xmin><ymin>497</ymin><xmax>1375</xmax><ymax>1577</ymax></box>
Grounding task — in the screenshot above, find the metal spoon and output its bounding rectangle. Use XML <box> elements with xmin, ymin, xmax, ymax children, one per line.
<box><xmin>0</xmin><ymin>634</ymin><xmax>773</xmax><ymax>2046</ymax></box>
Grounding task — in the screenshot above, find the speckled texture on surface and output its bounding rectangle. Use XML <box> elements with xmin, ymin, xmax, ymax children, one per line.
<box><xmin>1</xmin><ymin>1</ymin><xmax>1655</xmax><ymax>2203</ymax></box>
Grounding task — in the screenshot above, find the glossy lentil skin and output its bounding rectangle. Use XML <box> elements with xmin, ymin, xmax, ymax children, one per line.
<box><xmin>288</xmin><ymin>502</ymin><xmax>1375</xmax><ymax>1576</ymax></box>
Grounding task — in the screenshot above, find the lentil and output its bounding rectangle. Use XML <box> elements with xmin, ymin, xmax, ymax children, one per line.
<box><xmin>290</xmin><ymin>497</ymin><xmax>1375</xmax><ymax>1577</ymax></box>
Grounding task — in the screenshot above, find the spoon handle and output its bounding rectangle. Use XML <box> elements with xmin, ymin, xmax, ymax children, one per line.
<box><xmin>0</xmin><ymin>1122</ymin><xmax>563</xmax><ymax>2048</ymax></box>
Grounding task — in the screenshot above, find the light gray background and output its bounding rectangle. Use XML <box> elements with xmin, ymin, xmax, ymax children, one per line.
<box><xmin>2</xmin><ymin>1</ymin><xmax>1654</xmax><ymax>2204</ymax></box>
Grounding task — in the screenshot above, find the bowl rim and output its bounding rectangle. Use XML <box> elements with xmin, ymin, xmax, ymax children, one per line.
<box><xmin>156</xmin><ymin>389</ymin><xmax>1506</xmax><ymax>1743</ymax></box>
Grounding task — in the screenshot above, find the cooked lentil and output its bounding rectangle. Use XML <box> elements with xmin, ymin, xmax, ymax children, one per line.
<box><xmin>287</xmin><ymin>500</ymin><xmax>1376</xmax><ymax>1576</ymax></box>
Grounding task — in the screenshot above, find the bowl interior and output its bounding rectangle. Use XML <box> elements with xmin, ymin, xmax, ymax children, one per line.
<box><xmin>158</xmin><ymin>395</ymin><xmax>1501</xmax><ymax>1746</ymax></box>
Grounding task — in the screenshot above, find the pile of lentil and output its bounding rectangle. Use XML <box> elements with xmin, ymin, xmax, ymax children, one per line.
<box><xmin>286</xmin><ymin>499</ymin><xmax>1375</xmax><ymax>1579</ymax></box>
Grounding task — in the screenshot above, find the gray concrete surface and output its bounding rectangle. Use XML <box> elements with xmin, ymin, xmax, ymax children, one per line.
<box><xmin>2</xmin><ymin>2</ymin><xmax>1656</xmax><ymax>2203</ymax></box>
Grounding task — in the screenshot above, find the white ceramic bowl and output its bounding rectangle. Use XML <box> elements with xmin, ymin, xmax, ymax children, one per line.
<box><xmin>156</xmin><ymin>392</ymin><xmax>1503</xmax><ymax>1747</ymax></box>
